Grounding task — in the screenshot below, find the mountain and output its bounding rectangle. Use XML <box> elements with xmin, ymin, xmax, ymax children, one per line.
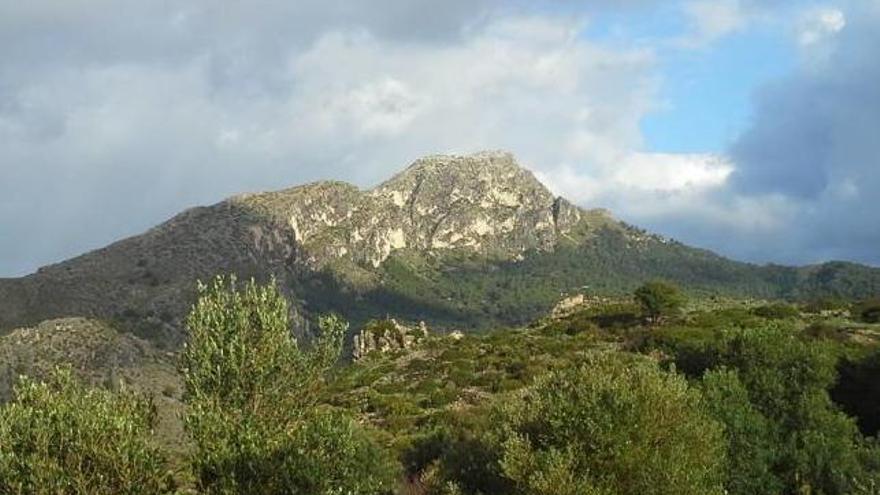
<box><xmin>1</xmin><ymin>151</ymin><xmax>879</xmax><ymax>347</ymax></box>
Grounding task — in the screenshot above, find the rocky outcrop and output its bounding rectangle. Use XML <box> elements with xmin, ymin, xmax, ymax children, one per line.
<box><xmin>0</xmin><ymin>318</ymin><xmax>179</xmax><ymax>402</ymax></box>
<box><xmin>235</xmin><ymin>151</ymin><xmax>610</xmax><ymax>268</ymax></box>
<box><xmin>352</xmin><ymin>319</ymin><xmax>429</xmax><ymax>360</ymax></box>
<box><xmin>550</xmin><ymin>294</ymin><xmax>619</xmax><ymax>319</ymax></box>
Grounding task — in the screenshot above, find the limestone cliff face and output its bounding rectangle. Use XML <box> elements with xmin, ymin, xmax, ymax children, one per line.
<box><xmin>234</xmin><ymin>151</ymin><xmax>604</xmax><ymax>269</ymax></box>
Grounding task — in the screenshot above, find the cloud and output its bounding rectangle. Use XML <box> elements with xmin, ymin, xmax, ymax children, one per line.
<box><xmin>678</xmin><ymin>0</ymin><xmax>750</xmax><ymax>47</ymax></box>
<box><xmin>796</xmin><ymin>7</ymin><xmax>846</xmax><ymax>46</ymax></box>
<box><xmin>720</xmin><ymin>1</ymin><xmax>880</xmax><ymax>264</ymax></box>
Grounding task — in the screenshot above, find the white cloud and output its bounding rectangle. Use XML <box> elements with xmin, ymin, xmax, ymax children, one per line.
<box><xmin>678</xmin><ymin>0</ymin><xmax>750</xmax><ymax>48</ymax></box>
<box><xmin>612</xmin><ymin>153</ymin><xmax>732</xmax><ymax>192</ymax></box>
<box><xmin>796</xmin><ymin>7</ymin><xmax>846</xmax><ymax>46</ymax></box>
<box><xmin>538</xmin><ymin>152</ymin><xmax>739</xmax><ymax>223</ymax></box>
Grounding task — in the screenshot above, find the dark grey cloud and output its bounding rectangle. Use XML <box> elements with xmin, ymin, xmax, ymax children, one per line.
<box><xmin>725</xmin><ymin>1</ymin><xmax>880</xmax><ymax>264</ymax></box>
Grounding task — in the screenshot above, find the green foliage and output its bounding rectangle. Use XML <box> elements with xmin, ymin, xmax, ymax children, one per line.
<box><xmin>802</xmin><ymin>297</ymin><xmax>850</xmax><ymax>314</ymax></box>
<box><xmin>855</xmin><ymin>299</ymin><xmax>880</xmax><ymax>323</ymax></box>
<box><xmin>692</xmin><ymin>325</ymin><xmax>872</xmax><ymax>494</ymax></box>
<box><xmin>634</xmin><ymin>280</ymin><xmax>686</xmax><ymax>322</ymax></box>
<box><xmin>439</xmin><ymin>353</ymin><xmax>726</xmax><ymax>495</ymax></box>
<box><xmin>0</xmin><ymin>368</ymin><xmax>174</xmax><ymax>495</ymax></box>
<box><xmin>700</xmin><ymin>368</ymin><xmax>782</xmax><ymax>495</ymax></box>
<box><xmin>752</xmin><ymin>302</ymin><xmax>800</xmax><ymax>320</ymax></box>
<box><xmin>181</xmin><ymin>275</ymin><xmax>396</xmax><ymax>494</ymax></box>
<box><xmin>291</xmin><ymin>227</ymin><xmax>880</xmax><ymax>334</ymax></box>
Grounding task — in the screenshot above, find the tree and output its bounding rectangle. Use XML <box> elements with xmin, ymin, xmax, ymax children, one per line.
<box><xmin>700</xmin><ymin>368</ymin><xmax>782</xmax><ymax>495</ymax></box>
<box><xmin>699</xmin><ymin>324</ymin><xmax>873</xmax><ymax>494</ymax></box>
<box><xmin>181</xmin><ymin>275</ymin><xmax>397</xmax><ymax>494</ymax></box>
<box><xmin>634</xmin><ymin>280</ymin><xmax>685</xmax><ymax>323</ymax></box>
<box><xmin>0</xmin><ymin>368</ymin><xmax>175</xmax><ymax>495</ymax></box>
<box><xmin>455</xmin><ymin>352</ymin><xmax>726</xmax><ymax>495</ymax></box>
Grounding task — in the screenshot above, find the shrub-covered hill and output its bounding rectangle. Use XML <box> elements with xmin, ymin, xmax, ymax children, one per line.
<box><xmin>323</xmin><ymin>300</ymin><xmax>880</xmax><ymax>445</ymax></box>
<box><xmin>0</xmin><ymin>318</ymin><xmax>185</xmax><ymax>453</ymax></box>
<box><xmin>1</xmin><ymin>151</ymin><xmax>879</xmax><ymax>349</ymax></box>
<box><xmin>318</xmin><ymin>298</ymin><xmax>880</xmax><ymax>494</ymax></box>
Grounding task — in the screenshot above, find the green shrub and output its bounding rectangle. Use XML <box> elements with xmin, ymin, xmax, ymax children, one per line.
<box><xmin>699</xmin><ymin>325</ymin><xmax>873</xmax><ymax>494</ymax></box>
<box><xmin>833</xmin><ymin>350</ymin><xmax>880</xmax><ymax>437</ymax></box>
<box><xmin>855</xmin><ymin>299</ymin><xmax>880</xmax><ymax>323</ymax></box>
<box><xmin>802</xmin><ymin>298</ymin><xmax>850</xmax><ymax>314</ymax></box>
<box><xmin>752</xmin><ymin>303</ymin><xmax>800</xmax><ymax>320</ymax></box>
<box><xmin>441</xmin><ymin>352</ymin><xmax>726</xmax><ymax>495</ymax></box>
<box><xmin>181</xmin><ymin>275</ymin><xmax>397</xmax><ymax>494</ymax></box>
<box><xmin>701</xmin><ymin>368</ymin><xmax>782</xmax><ymax>495</ymax></box>
<box><xmin>0</xmin><ymin>368</ymin><xmax>175</xmax><ymax>494</ymax></box>
<box><xmin>803</xmin><ymin>321</ymin><xmax>848</xmax><ymax>342</ymax></box>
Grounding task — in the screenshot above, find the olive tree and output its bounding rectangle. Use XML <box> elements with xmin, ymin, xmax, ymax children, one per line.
<box><xmin>0</xmin><ymin>368</ymin><xmax>174</xmax><ymax>495</ymax></box>
<box><xmin>634</xmin><ymin>280</ymin><xmax>685</xmax><ymax>323</ymax></box>
<box><xmin>702</xmin><ymin>325</ymin><xmax>873</xmax><ymax>495</ymax></box>
<box><xmin>181</xmin><ymin>275</ymin><xmax>396</xmax><ymax>494</ymax></box>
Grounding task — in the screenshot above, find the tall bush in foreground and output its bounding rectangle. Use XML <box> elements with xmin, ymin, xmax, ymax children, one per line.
<box><xmin>699</xmin><ymin>325</ymin><xmax>876</xmax><ymax>494</ymax></box>
<box><xmin>0</xmin><ymin>368</ymin><xmax>174</xmax><ymax>495</ymax></box>
<box><xmin>441</xmin><ymin>352</ymin><xmax>726</xmax><ymax>495</ymax></box>
<box><xmin>181</xmin><ymin>275</ymin><xmax>396</xmax><ymax>494</ymax></box>
<box><xmin>700</xmin><ymin>368</ymin><xmax>782</xmax><ymax>495</ymax></box>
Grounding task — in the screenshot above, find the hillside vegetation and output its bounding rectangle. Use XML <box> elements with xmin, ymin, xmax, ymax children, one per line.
<box><xmin>3</xmin><ymin>278</ymin><xmax>880</xmax><ymax>494</ymax></box>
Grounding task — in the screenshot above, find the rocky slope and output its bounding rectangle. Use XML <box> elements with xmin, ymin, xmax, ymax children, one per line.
<box><xmin>0</xmin><ymin>318</ymin><xmax>184</xmax><ymax>450</ymax></box>
<box><xmin>1</xmin><ymin>151</ymin><xmax>878</xmax><ymax>347</ymax></box>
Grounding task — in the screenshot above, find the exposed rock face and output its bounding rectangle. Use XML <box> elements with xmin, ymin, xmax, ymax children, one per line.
<box><xmin>550</xmin><ymin>294</ymin><xmax>620</xmax><ymax>319</ymax></box>
<box><xmin>236</xmin><ymin>151</ymin><xmax>600</xmax><ymax>268</ymax></box>
<box><xmin>352</xmin><ymin>319</ymin><xmax>429</xmax><ymax>360</ymax></box>
<box><xmin>369</xmin><ymin>152</ymin><xmax>585</xmax><ymax>259</ymax></box>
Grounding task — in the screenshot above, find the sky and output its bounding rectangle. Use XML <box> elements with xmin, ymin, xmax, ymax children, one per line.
<box><xmin>1</xmin><ymin>0</ymin><xmax>878</xmax><ymax>276</ymax></box>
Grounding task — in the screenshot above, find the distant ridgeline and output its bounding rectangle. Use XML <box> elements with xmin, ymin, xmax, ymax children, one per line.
<box><xmin>1</xmin><ymin>151</ymin><xmax>878</xmax><ymax>347</ymax></box>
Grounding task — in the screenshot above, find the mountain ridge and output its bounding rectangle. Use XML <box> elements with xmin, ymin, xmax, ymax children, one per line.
<box><xmin>1</xmin><ymin>151</ymin><xmax>878</xmax><ymax>347</ymax></box>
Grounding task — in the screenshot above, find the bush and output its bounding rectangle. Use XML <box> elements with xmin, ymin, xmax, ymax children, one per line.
<box><xmin>181</xmin><ymin>275</ymin><xmax>397</xmax><ymax>494</ymax></box>
<box><xmin>752</xmin><ymin>303</ymin><xmax>800</xmax><ymax>320</ymax></box>
<box><xmin>855</xmin><ymin>299</ymin><xmax>880</xmax><ymax>323</ymax></box>
<box><xmin>701</xmin><ymin>368</ymin><xmax>782</xmax><ymax>495</ymax></box>
<box><xmin>634</xmin><ymin>281</ymin><xmax>686</xmax><ymax>323</ymax></box>
<box><xmin>802</xmin><ymin>298</ymin><xmax>850</xmax><ymax>314</ymax></box>
<box><xmin>698</xmin><ymin>325</ymin><xmax>872</xmax><ymax>494</ymax></box>
<box><xmin>442</xmin><ymin>352</ymin><xmax>726</xmax><ymax>495</ymax></box>
<box><xmin>0</xmin><ymin>368</ymin><xmax>174</xmax><ymax>494</ymax></box>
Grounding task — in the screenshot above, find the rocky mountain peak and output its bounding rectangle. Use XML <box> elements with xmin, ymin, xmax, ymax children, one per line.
<box><xmin>227</xmin><ymin>151</ymin><xmax>593</xmax><ymax>269</ymax></box>
<box><xmin>372</xmin><ymin>151</ymin><xmax>553</xmax><ymax>207</ymax></box>
<box><xmin>356</xmin><ymin>151</ymin><xmax>584</xmax><ymax>264</ymax></box>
